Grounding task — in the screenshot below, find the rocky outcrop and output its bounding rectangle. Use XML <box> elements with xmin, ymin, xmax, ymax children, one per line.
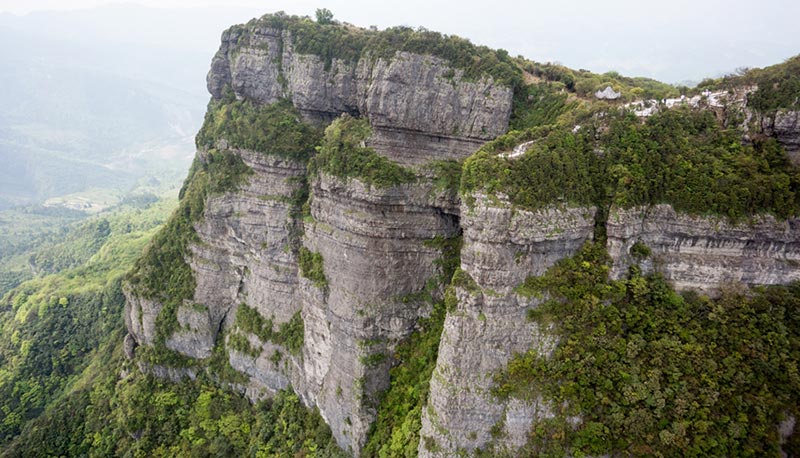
<box><xmin>607</xmin><ymin>205</ymin><xmax>800</xmax><ymax>291</ymax></box>
<box><xmin>419</xmin><ymin>197</ymin><xmax>596</xmax><ymax>456</ymax></box>
<box><xmin>760</xmin><ymin>110</ymin><xmax>800</xmax><ymax>164</ymax></box>
<box><xmin>207</xmin><ymin>26</ymin><xmax>513</xmax><ymax>166</ymax></box>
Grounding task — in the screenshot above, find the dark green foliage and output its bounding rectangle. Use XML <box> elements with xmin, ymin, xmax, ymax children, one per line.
<box><xmin>298</xmin><ymin>246</ymin><xmax>328</xmax><ymax>290</ymax></box>
<box><xmin>363</xmin><ymin>301</ymin><xmax>446</xmax><ymax>458</ymax></box>
<box><xmin>747</xmin><ymin>56</ymin><xmax>800</xmax><ymax>112</ymax></box>
<box><xmin>127</xmin><ymin>148</ymin><xmax>251</xmax><ymax>344</ymax></box>
<box><xmin>494</xmin><ymin>242</ymin><xmax>800</xmax><ymax>457</ymax></box>
<box><xmin>311</xmin><ymin>114</ymin><xmax>417</xmax><ymax>188</ymax></box>
<box><xmin>0</xmin><ymin>280</ymin><xmax>125</xmax><ymax>443</ymax></box>
<box><xmin>195</xmin><ymin>98</ymin><xmax>321</xmax><ymax>161</ymax></box>
<box><xmin>6</xmin><ymin>365</ymin><xmax>345</xmax><ymax>458</ymax></box>
<box><xmin>234</xmin><ymin>13</ymin><xmax>522</xmax><ymax>87</ymax></box>
<box><xmin>463</xmin><ymin>108</ymin><xmax>800</xmax><ymax>221</ymax></box>
<box><xmin>235</xmin><ymin>304</ymin><xmax>305</xmax><ymax>356</ymax></box>
<box><xmin>630</xmin><ymin>240</ymin><xmax>652</xmax><ymax>259</ymax></box>
<box><xmin>0</xmin><ymin>199</ymin><xmax>172</xmax><ymax>446</ymax></box>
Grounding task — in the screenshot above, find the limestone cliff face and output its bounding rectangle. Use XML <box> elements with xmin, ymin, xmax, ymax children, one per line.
<box><xmin>297</xmin><ymin>174</ymin><xmax>460</xmax><ymax>450</ymax></box>
<box><xmin>207</xmin><ymin>25</ymin><xmax>513</xmax><ymax>166</ymax></box>
<box><xmin>126</xmin><ymin>17</ymin><xmax>511</xmax><ymax>455</ymax></box>
<box><xmin>125</xmin><ymin>15</ymin><xmax>800</xmax><ymax>458</ymax></box>
<box><xmin>607</xmin><ymin>204</ymin><xmax>800</xmax><ymax>291</ymax></box>
<box><xmin>419</xmin><ymin>198</ymin><xmax>596</xmax><ymax>456</ymax></box>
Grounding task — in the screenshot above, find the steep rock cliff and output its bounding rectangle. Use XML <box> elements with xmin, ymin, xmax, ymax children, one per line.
<box><xmin>607</xmin><ymin>204</ymin><xmax>800</xmax><ymax>291</ymax></box>
<box><xmin>207</xmin><ymin>23</ymin><xmax>513</xmax><ymax>166</ymax></box>
<box><xmin>125</xmin><ymin>13</ymin><xmax>516</xmax><ymax>455</ymax></box>
<box><xmin>124</xmin><ymin>13</ymin><xmax>800</xmax><ymax>458</ymax></box>
<box><xmin>419</xmin><ymin>197</ymin><xmax>596</xmax><ymax>456</ymax></box>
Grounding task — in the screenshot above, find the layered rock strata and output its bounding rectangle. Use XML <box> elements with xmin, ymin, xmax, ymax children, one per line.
<box><xmin>419</xmin><ymin>198</ymin><xmax>596</xmax><ymax>456</ymax></box>
<box><xmin>607</xmin><ymin>204</ymin><xmax>800</xmax><ymax>291</ymax></box>
<box><xmin>207</xmin><ymin>25</ymin><xmax>513</xmax><ymax>166</ymax></box>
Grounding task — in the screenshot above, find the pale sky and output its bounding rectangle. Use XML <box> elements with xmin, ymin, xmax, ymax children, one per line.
<box><xmin>2</xmin><ymin>0</ymin><xmax>799</xmax><ymax>84</ymax></box>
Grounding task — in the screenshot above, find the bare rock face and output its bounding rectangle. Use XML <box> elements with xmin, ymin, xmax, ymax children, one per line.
<box><xmin>760</xmin><ymin>110</ymin><xmax>800</xmax><ymax>165</ymax></box>
<box><xmin>607</xmin><ymin>205</ymin><xmax>800</xmax><ymax>291</ymax></box>
<box><xmin>419</xmin><ymin>197</ymin><xmax>596</xmax><ymax>457</ymax></box>
<box><xmin>296</xmin><ymin>173</ymin><xmax>460</xmax><ymax>453</ymax></box>
<box><xmin>208</xmin><ymin>26</ymin><xmax>513</xmax><ymax>166</ymax></box>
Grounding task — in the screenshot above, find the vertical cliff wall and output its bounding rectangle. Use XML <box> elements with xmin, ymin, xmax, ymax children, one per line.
<box><xmin>124</xmin><ymin>14</ymin><xmax>516</xmax><ymax>455</ymax></box>
<box><xmin>123</xmin><ymin>14</ymin><xmax>800</xmax><ymax>458</ymax></box>
<box><xmin>419</xmin><ymin>198</ymin><xmax>596</xmax><ymax>456</ymax></box>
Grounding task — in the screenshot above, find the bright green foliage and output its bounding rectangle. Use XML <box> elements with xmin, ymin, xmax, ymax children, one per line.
<box><xmin>5</xmin><ymin>362</ymin><xmax>346</xmax><ymax>458</ymax></box>
<box><xmin>195</xmin><ymin>98</ymin><xmax>321</xmax><ymax>161</ymax></box>
<box><xmin>311</xmin><ymin>114</ymin><xmax>416</xmax><ymax>188</ymax></box>
<box><xmin>126</xmin><ymin>148</ymin><xmax>252</xmax><ymax>344</ymax></box>
<box><xmin>234</xmin><ymin>13</ymin><xmax>522</xmax><ymax>87</ymax></box>
<box><xmin>463</xmin><ymin>108</ymin><xmax>800</xmax><ymax>221</ymax></box>
<box><xmin>0</xmin><ymin>199</ymin><xmax>174</xmax><ymax>445</ymax></box>
<box><xmin>235</xmin><ymin>304</ymin><xmax>305</xmax><ymax>356</ymax></box>
<box><xmin>299</xmin><ymin>247</ymin><xmax>328</xmax><ymax>290</ymax></box>
<box><xmin>494</xmin><ymin>242</ymin><xmax>800</xmax><ymax>457</ymax></box>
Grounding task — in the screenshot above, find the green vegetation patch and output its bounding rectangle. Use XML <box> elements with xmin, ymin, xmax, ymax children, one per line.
<box><xmin>298</xmin><ymin>247</ymin><xmax>328</xmax><ymax>290</ymax></box>
<box><xmin>521</xmin><ymin>60</ymin><xmax>679</xmax><ymax>102</ymax></box>
<box><xmin>463</xmin><ymin>108</ymin><xmax>800</xmax><ymax>221</ymax></box>
<box><xmin>494</xmin><ymin>242</ymin><xmax>800</xmax><ymax>457</ymax></box>
<box><xmin>5</xmin><ymin>365</ymin><xmax>345</xmax><ymax>458</ymax></box>
<box><xmin>0</xmin><ymin>198</ymin><xmax>174</xmax><ymax>445</ymax></box>
<box><xmin>310</xmin><ymin>114</ymin><xmax>417</xmax><ymax>189</ymax></box>
<box><xmin>698</xmin><ymin>55</ymin><xmax>800</xmax><ymax>113</ymax></box>
<box><xmin>510</xmin><ymin>82</ymin><xmax>578</xmax><ymax>131</ymax></box>
<box><xmin>195</xmin><ymin>98</ymin><xmax>321</xmax><ymax>161</ymax></box>
<box><xmin>424</xmin><ymin>160</ymin><xmax>463</xmax><ymax>195</ymax></box>
<box><xmin>235</xmin><ymin>304</ymin><xmax>304</xmax><ymax>356</ymax></box>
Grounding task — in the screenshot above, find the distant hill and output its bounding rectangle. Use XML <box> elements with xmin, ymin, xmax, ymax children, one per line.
<box><xmin>0</xmin><ymin>5</ymin><xmax>262</xmax><ymax>210</ymax></box>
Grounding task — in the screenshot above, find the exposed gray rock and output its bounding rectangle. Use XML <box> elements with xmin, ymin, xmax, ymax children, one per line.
<box><xmin>607</xmin><ymin>205</ymin><xmax>800</xmax><ymax>291</ymax></box>
<box><xmin>296</xmin><ymin>173</ymin><xmax>461</xmax><ymax>454</ymax></box>
<box><xmin>124</xmin><ymin>285</ymin><xmax>163</xmax><ymax>347</ymax></box>
<box><xmin>208</xmin><ymin>27</ymin><xmax>513</xmax><ymax>166</ymax></box>
<box><xmin>123</xmin><ymin>333</ymin><xmax>137</xmax><ymax>360</ymax></box>
<box><xmin>419</xmin><ymin>197</ymin><xmax>596</xmax><ymax>457</ymax></box>
<box><xmin>760</xmin><ymin>110</ymin><xmax>800</xmax><ymax>165</ymax></box>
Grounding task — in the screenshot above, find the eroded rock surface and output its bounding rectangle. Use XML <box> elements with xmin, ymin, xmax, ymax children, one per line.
<box><xmin>607</xmin><ymin>205</ymin><xmax>800</xmax><ymax>291</ymax></box>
